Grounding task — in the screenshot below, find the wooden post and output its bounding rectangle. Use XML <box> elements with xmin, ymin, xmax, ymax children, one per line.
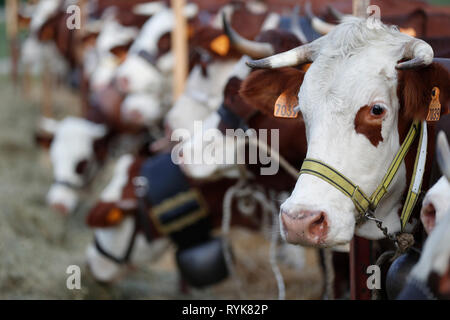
<box><xmin>353</xmin><ymin>0</ymin><xmax>370</xmax><ymax>18</ymax></box>
<box><xmin>171</xmin><ymin>0</ymin><xmax>188</xmax><ymax>100</ymax></box>
<box><xmin>6</xmin><ymin>0</ymin><xmax>19</xmax><ymax>85</ymax></box>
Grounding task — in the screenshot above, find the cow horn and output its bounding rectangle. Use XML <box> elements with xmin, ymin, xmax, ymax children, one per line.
<box><xmin>305</xmin><ymin>1</ymin><xmax>336</xmax><ymax>35</ymax></box>
<box><xmin>436</xmin><ymin>131</ymin><xmax>450</xmax><ymax>182</ymax></box>
<box><xmin>246</xmin><ymin>40</ymin><xmax>320</xmax><ymax>69</ymax></box>
<box><xmin>396</xmin><ymin>38</ymin><xmax>434</xmax><ymax>69</ymax></box>
<box><xmin>222</xmin><ymin>12</ymin><xmax>274</xmax><ymax>59</ymax></box>
<box><xmin>327</xmin><ymin>5</ymin><xmax>344</xmax><ymax>21</ymax></box>
<box><xmin>290</xmin><ymin>5</ymin><xmax>308</xmax><ymax>44</ymax></box>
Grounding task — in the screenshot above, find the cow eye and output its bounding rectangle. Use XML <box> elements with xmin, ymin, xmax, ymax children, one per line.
<box><xmin>370</xmin><ymin>104</ymin><xmax>386</xmax><ymax>116</ymax></box>
<box><xmin>75</xmin><ymin>159</ymin><xmax>89</xmax><ymax>175</ymax></box>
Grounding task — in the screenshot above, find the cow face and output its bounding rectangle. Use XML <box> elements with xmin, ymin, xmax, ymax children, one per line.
<box><xmin>47</xmin><ymin>117</ymin><xmax>108</xmax><ymax>215</ymax></box>
<box><xmin>113</xmin><ymin>3</ymin><xmax>198</xmax><ymax>95</ymax></box>
<box><xmin>405</xmin><ymin>211</ymin><xmax>450</xmax><ymax>300</ymax></box>
<box><xmin>245</xmin><ymin>18</ymin><xmax>450</xmax><ymax>247</ymax></box>
<box><xmin>421</xmin><ymin>177</ymin><xmax>450</xmax><ymax>234</ymax></box>
<box><xmin>85</xmin><ymin>154</ymin><xmax>168</xmax><ymax>282</ymax></box>
<box><xmin>114</xmin><ymin>54</ymin><xmax>166</xmax><ymax>94</ymax></box>
<box><xmin>120</xmin><ymin>93</ymin><xmax>164</xmax><ymax>127</ymax></box>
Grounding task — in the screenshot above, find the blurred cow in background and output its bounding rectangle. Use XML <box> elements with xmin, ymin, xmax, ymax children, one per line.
<box><xmin>398</xmin><ymin>132</ymin><xmax>450</xmax><ymax>300</ymax></box>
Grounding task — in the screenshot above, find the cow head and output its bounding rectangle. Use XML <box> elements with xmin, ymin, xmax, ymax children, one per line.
<box><xmin>178</xmin><ymin>26</ymin><xmax>305</xmax><ymax>180</ymax></box>
<box><xmin>88</xmin><ymin>20</ymin><xmax>138</xmax><ymax>91</ymax></box>
<box><xmin>421</xmin><ymin>131</ymin><xmax>450</xmax><ymax>234</ymax></box>
<box><xmin>244</xmin><ymin>17</ymin><xmax>450</xmax><ymax>247</ymax></box>
<box><xmin>47</xmin><ymin>117</ymin><xmax>108</xmax><ymax>215</ymax></box>
<box><xmin>114</xmin><ymin>4</ymin><xmax>198</xmax><ymax>94</ymax></box>
<box><xmin>85</xmin><ymin>154</ymin><xmax>168</xmax><ymax>282</ymax></box>
<box><xmin>401</xmin><ymin>210</ymin><xmax>450</xmax><ymax>299</ymax></box>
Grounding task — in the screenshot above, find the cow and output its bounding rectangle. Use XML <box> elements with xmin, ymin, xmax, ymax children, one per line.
<box><xmin>46</xmin><ymin>117</ymin><xmax>110</xmax><ymax>214</ymax></box>
<box><xmin>84</xmin><ymin>152</ymin><xmax>279</xmax><ymax>283</ymax></box>
<box><xmin>397</xmin><ymin>132</ymin><xmax>450</xmax><ymax>299</ymax></box>
<box><xmin>306</xmin><ymin>3</ymin><xmax>450</xmax><ymax>58</ymax></box>
<box><xmin>309</xmin><ymin>0</ymin><xmax>450</xmax><ymax>38</ymax></box>
<box><xmin>84</xmin><ymin>26</ymin><xmax>309</xmax><ymax>285</ymax></box>
<box><xmin>420</xmin><ymin>131</ymin><xmax>450</xmax><ymax>234</ymax></box>
<box><xmin>242</xmin><ymin>17</ymin><xmax>450</xmax><ymax>247</ymax></box>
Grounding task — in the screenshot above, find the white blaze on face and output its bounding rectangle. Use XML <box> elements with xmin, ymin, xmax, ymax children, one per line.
<box><xmin>176</xmin><ymin>56</ymin><xmax>252</xmax><ymax>179</ymax></box>
<box><xmin>95</xmin><ymin>20</ymin><xmax>138</xmax><ymax>56</ymax></box>
<box><xmin>29</xmin><ymin>0</ymin><xmax>60</xmax><ymax>33</ymax></box>
<box><xmin>281</xmin><ymin>18</ymin><xmax>428</xmax><ymax>246</ymax></box>
<box><xmin>86</xmin><ymin>155</ymin><xmax>169</xmax><ymax>282</ymax></box>
<box><xmin>114</xmin><ymin>4</ymin><xmax>197</xmax><ymax>94</ymax></box>
<box><xmin>47</xmin><ymin>117</ymin><xmax>107</xmax><ymax>213</ymax></box>
<box><xmin>132</xmin><ymin>1</ymin><xmax>167</xmax><ymax>16</ymax></box>
<box><xmin>88</xmin><ymin>21</ymin><xmax>138</xmax><ymax>90</ymax></box>
<box><xmin>421</xmin><ymin>177</ymin><xmax>450</xmax><ymax>234</ymax></box>
<box><xmin>165</xmin><ymin>59</ymin><xmax>240</xmax><ymax>133</ymax></box>
<box><xmin>115</xmin><ymin>55</ymin><xmax>164</xmax><ymax>93</ymax></box>
<box><xmin>121</xmin><ymin>93</ymin><xmax>164</xmax><ymax>126</ymax></box>
<box><xmin>100</xmin><ymin>154</ymin><xmax>134</xmax><ymax>202</ymax></box>
<box><xmin>89</xmin><ymin>53</ymin><xmax>119</xmax><ymax>91</ymax></box>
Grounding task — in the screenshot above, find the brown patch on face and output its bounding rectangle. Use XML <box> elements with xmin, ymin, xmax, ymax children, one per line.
<box><xmin>354</xmin><ymin>105</ymin><xmax>384</xmax><ymax>147</ymax></box>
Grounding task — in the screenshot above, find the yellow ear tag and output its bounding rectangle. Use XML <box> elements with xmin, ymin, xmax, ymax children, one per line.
<box><xmin>210</xmin><ymin>35</ymin><xmax>230</xmax><ymax>56</ymax></box>
<box><xmin>106</xmin><ymin>208</ymin><xmax>123</xmax><ymax>224</ymax></box>
<box><xmin>274</xmin><ymin>91</ymin><xmax>299</xmax><ymax>118</ymax></box>
<box><xmin>426</xmin><ymin>87</ymin><xmax>441</xmax><ymax>122</ymax></box>
<box><xmin>400</xmin><ymin>27</ymin><xmax>417</xmax><ymax>37</ymax></box>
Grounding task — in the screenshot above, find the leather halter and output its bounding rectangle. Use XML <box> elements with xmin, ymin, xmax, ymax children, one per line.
<box><xmin>299</xmin><ymin>120</ymin><xmax>428</xmax><ymax>232</ymax></box>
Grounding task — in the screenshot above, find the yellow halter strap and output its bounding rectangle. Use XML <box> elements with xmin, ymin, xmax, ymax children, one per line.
<box><xmin>299</xmin><ymin>120</ymin><xmax>427</xmax><ymax>231</ymax></box>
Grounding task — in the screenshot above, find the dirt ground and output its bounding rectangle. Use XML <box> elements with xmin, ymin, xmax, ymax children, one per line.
<box><xmin>0</xmin><ymin>76</ymin><xmax>323</xmax><ymax>299</ymax></box>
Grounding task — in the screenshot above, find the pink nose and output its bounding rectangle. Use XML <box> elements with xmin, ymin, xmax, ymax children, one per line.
<box><xmin>281</xmin><ymin>210</ymin><xmax>328</xmax><ymax>246</ymax></box>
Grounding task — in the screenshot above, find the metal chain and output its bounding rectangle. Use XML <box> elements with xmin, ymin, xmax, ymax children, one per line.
<box><xmin>364</xmin><ymin>210</ymin><xmax>398</xmax><ymax>242</ymax></box>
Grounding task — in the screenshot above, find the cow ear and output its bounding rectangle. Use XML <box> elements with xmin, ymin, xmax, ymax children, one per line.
<box><xmin>239</xmin><ymin>67</ymin><xmax>305</xmax><ymax>116</ymax></box>
<box><xmin>110</xmin><ymin>43</ymin><xmax>132</xmax><ymax>63</ymax></box>
<box><xmin>397</xmin><ymin>62</ymin><xmax>450</xmax><ymax>121</ymax></box>
<box><xmin>34</xmin><ymin>117</ymin><xmax>58</xmax><ymax>149</ymax></box>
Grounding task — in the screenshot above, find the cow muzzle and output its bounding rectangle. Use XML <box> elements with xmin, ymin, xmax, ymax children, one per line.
<box><xmin>280</xmin><ymin>209</ymin><xmax>328</xmax><ymax>246</ymax></box>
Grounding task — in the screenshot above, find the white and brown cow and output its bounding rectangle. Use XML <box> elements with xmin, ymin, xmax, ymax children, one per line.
<box><xmin>46</xmin><ymin>117</ymin><xmax>109</xmax><ymax>214</ymax></box>
<box><xmin>243</xmin><ymin>17</ymin><xmax>450</xmax><ymax>247</ymax></box>
<box><xmin>398</xmin><ymin>131</ymin><xmax>450</xmax><ymax>299</ymax></box>
<box><xmin>421</xmin><ymin>131</ymin><xmax>450</xmax><ymax>234</ymax></box>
